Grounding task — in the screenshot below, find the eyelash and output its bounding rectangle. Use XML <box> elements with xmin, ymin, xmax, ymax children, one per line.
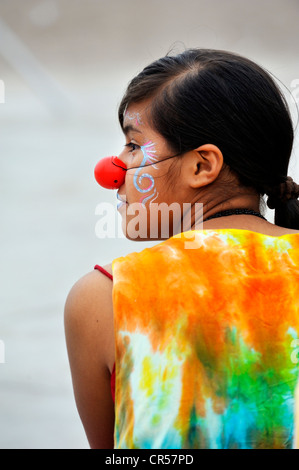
<box><xmin>125</xmin><ymin>142</ymin><xmax>140</xmax><ymax>153</ymax></box>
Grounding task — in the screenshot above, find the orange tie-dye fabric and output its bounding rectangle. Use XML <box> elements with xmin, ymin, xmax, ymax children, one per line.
<box><xmin>112</xmin><ymin>229</ymin><xmax>299</xmax><ymax>449</ymax></box>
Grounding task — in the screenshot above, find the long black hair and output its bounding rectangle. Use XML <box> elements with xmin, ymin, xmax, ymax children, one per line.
<box><xmin>118</xmin><ymin>48</ymin><xmax>299</xmax><ymax>229</ymax></box>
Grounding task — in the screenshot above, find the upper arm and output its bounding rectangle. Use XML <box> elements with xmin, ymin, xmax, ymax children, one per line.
<box><xmin>64</xmin><ymin>266</ymin><xmax>115</xmax><ymax>449</ymax></box>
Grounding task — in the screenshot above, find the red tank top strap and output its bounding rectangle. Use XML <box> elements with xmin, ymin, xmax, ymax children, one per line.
<box><xmin>94</xmin><ymin>264</ymin><xmax>113</xmax><ymax>281</ymax></box>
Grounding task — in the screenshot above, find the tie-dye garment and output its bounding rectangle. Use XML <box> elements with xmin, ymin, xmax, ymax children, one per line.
<box><xmin>111</xmin><ymin>229</ymin><xmax>299</xmax><ymax>449</ymax></box>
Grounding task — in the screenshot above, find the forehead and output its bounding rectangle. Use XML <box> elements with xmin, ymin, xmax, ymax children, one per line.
<box><xmin>123</xmin><ymin>101</ymin><xmax>151</xmax><ymax>127</ymax></box>
<box><xmin>122</xmin><ymin>100</ymin><xmax>170</xmax><ymax>153</ymax></box>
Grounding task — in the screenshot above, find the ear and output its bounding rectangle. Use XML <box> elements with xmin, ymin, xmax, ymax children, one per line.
<box><xmin>186</xmin><ymin>143</ymin><xmax>224</xmax><ymax>189</ymax></box>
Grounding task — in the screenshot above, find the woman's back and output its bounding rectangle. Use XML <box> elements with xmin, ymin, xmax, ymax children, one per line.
<box><xmin>112</xmin><ymin>229</ymin><xmax>299</xmax><ymax>449</ymax></box>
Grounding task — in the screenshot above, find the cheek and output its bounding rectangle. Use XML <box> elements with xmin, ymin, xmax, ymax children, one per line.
<box><xmin>119</xmin><ymin>201</ymin><xmax>149</xmax><ymax>240</ymax></box>
<box><xmin>131</xmin><ymin>168</ymin><xmax>159</xmax><ymax>205</ymax></box>
<box><xmin>130</xmin><ymin>140</ymin><xmax>161</xmax><ymax>203</ymax></box>
<box><xmin>121</xmin><ymin>200</ymin><xmax>182</xmax><ymax>241</ymax></box>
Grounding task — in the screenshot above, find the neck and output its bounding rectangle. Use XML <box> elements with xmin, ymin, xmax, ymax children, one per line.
<box><xmin>187</xmin><ymin>193</ymin><xmax>264</xmax><ymax>231</ymax></box>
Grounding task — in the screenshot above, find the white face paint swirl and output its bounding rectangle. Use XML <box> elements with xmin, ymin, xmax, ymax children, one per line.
<box><xmin>133</xmin><ymin>141</ymin><xmax>159</xmax><ymax>205</ymax></box>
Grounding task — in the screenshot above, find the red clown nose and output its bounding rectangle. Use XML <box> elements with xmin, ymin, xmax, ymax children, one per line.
<box><xmin>94</xmin><ymin>156</ymin><xmax>127</xmax><ymax>189</ymax></box>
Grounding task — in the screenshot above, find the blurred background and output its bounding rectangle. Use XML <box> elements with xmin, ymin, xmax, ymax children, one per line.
<box><xmin>0</xmin><ymin>0</ymin><xmax>299</xmax><ymax>449</ymax></box>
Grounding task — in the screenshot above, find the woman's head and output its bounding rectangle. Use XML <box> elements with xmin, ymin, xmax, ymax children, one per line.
<box><xmin>118</xmin><ymin>48</ymin><xmax>299</xmax><ymax>230</ymax></box>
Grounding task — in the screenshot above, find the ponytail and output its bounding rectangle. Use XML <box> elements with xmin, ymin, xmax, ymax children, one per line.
<box><xmin>266</xmin><ymin>176</ymin><xmax>299</xmax><ymax>229</ymax></box>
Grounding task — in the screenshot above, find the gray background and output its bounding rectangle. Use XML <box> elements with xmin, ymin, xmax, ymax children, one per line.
<box><xmin>1</xmin><ymin>0</ymin><xmax>299</xmax><ymax>449</ymax></box>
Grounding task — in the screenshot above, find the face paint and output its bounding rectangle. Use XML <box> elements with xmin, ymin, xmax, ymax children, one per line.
<box><xmin>124</xmin><ymin>110</ymin><xmax>143</xmax><ymax>126</ymax></box>
<box><xmin>132</xmin><ymin>141</ymin><xmax>159</xmax><ymax>205</ymax></box>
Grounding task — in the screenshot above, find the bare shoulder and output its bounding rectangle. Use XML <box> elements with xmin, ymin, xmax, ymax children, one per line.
<box><xmin>64</xmin><ymin>263</ymin><xmax>114</xmax><ymax>371</ymax></box>
<box><xmin>284</xmin><ymin>228</ymin><xmax>299</xmax><ymax>235</ymax></box>
<box><xmin>266</xmin><ymin>226</ymin><xmax>299</xmax><ymax>236</ymax></box>
<box><xmin>64</xmin><ymin>264</ymin><xmax>115</xmax><ymax>448</ymax></box>
<box><xmin>64</xmin><ymin>264</ymin><xmax>113</xmax><ymax>320</ymax></box>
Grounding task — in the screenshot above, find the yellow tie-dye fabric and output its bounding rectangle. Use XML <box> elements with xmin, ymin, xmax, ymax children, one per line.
<box><xmin>112</xmin><ymin>229</ymin><xmax>299</xmax><ymax>449</ymax></box>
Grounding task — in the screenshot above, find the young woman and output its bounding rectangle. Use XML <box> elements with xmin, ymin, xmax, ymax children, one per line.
<box><xmin>64</xmin><ymin>48</ymin><xmax>299</xmax><ymax>449</ymax></box>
